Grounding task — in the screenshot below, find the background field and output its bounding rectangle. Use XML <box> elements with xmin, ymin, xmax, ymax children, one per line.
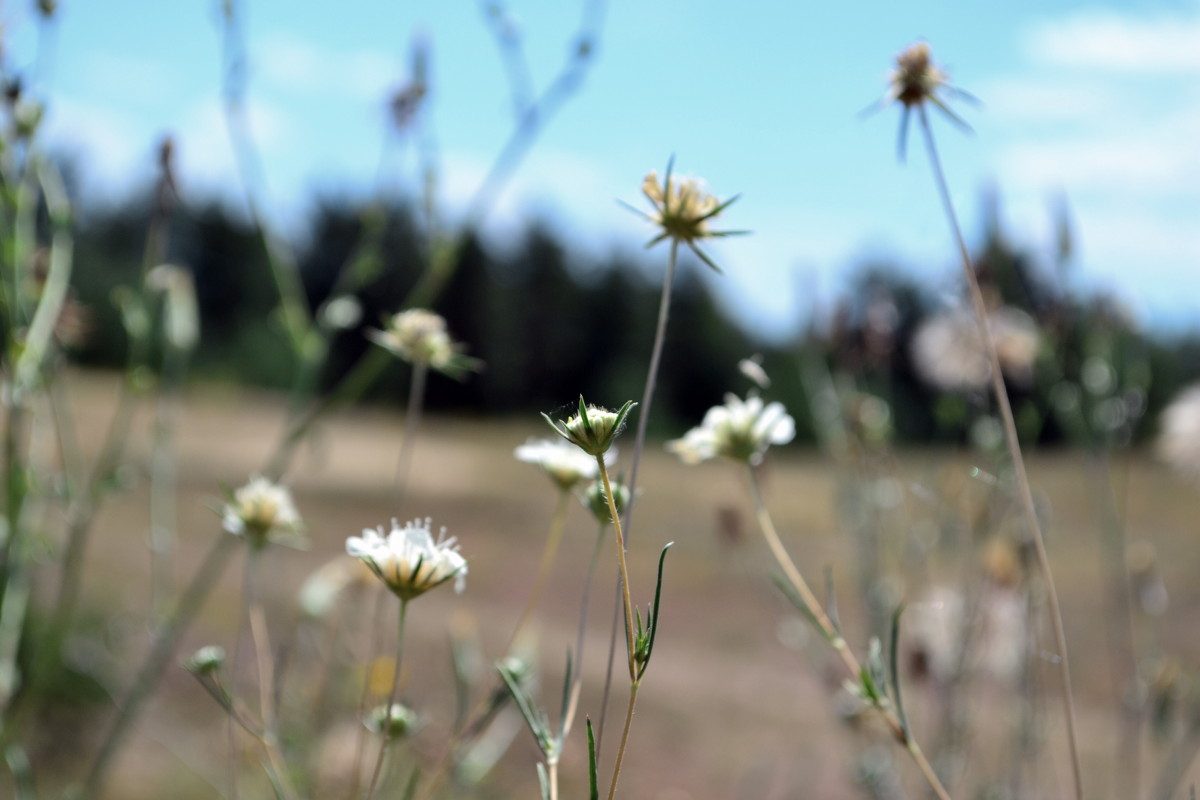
<box><xmin>41</xmin><ymin>369</ymin><xmax>1200</xmax><ymax>800</ymax></box>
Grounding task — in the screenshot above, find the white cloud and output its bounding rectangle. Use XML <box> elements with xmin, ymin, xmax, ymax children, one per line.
<box><xmin>172</xmin><ymin>97</ymin><xmax>292</xmax><ymax>198</ymax></box>
<box><xmin>1024</xmin><ymin>9</ymin><xmax>1200</xmax><ymax>73</ymax></box>
<box><xmin>44</xmin><ymin>97</ymin><xmax>156</xmax><ymax>194</ymax></box>
<box><xmin>978</xmin><ymin>77</ymin><xmax>1121</xmax><ymax>123</ymax></box>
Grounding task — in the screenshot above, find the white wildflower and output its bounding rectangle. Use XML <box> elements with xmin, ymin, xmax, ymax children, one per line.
<box><xmin>222</xmin><ymin>475</ymin><xmax>303</xmax><ymax>549</ymax></box>
<box><xmin>514</xmin><ymin>438</ymin><xmax>613</xmax><ymax>491</ymax></box>
<box><xmin>911</xmin><ymin>307</ymin><xmax>1039</xmax><ymax>392</ymax></box>
<box><xmin>368</xmin><ymin>308</ymin><xmax>479</xmax><ymax>378</ymax></box>
<box><xmin>667</xmin><ymin>393</ymin><xmax>795</xmax><ymax>466</ymax></box>
<box><xmin>346</xmin><ymin>518</ymin><xmax>467</xmax><ymax>600</ymax></box>
<box><xmin>1158</xmin><ymin>383</ymin><xmax>1200</xmax><ymax>478</ymax></box>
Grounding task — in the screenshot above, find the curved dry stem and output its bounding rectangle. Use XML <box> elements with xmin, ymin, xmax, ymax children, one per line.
<box><xmin>917</xmin><ymin>105</ymin><xmax>1083</xmax><ymax>800</ymax></box>
<box><xmin>746</xmin><ymin>466</ymin><xmax>953</xmax><ymax>800</ymax></box>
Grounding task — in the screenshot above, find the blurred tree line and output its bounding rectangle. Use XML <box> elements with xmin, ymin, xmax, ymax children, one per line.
<box><xmin>66</xmin><ymin>189</ymin><xmax>1200</xmax><ymax>445</ymax></box>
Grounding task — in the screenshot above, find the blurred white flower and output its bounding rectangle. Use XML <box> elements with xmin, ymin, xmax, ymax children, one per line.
<box><xmin>908</xmin><ymin>584</ymin><xmax>1027</xmax><ymax>684</ymax></box>
<box><xmin>368</xmin><ymin>308</ymin><xmax>479</xmax><ymax>378</ymax></box>
<box><xmin>738</xmin><ymin>355</ymin><xmax>771</xmax><ymax>389</ymax></box>
<box><xmin>911</xmin><ymin>307</ymin><xmax>1040</xmax><ymax>392</ymax></box>
<box><xmin>667</xmin><ymin>393</ymin><xmax>795</xmax><ymax>466</ymax></box>
<box><xmin>1158</xmin><ymin>383</ymin><xmax>1200</xmax><ymax>478</ymax></box>
<box><xmin>222</xmin><ymin>475</ymin><xmax>303</xmax><ymax>549</ymax></box>
<box><xmin>346</xmin><ymin>518</ymin><xmax>467</xmax><ymax>600</ymax></box>
<box><xmin>514</xmin><ymin>438</ymin><xmax>613</xmax><ymax>492</ymax></box>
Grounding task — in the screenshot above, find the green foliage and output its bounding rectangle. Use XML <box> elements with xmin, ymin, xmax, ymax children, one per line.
<box><xmin>62</xmin><ymin>191</ymin><xmax>1200</xmax><ymax>443</ymax></box>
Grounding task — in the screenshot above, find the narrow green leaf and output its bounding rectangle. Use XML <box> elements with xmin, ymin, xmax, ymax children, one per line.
<box><xmin>496</xmin><ymin>662</ymin><xmax>548</xmax><ymax>754</ymax></box>
<box><xmin>559</xmin><ymin>649</ymin><xmax>574</xmax><ymax>730</ymax></box>
<box><xmin>770</xmin><ymin>572</ymin><xmax>835</xmax><ymax>644</ymax></box>
<box><xmin>646</xmin><ymin>542</ymin><xmax>674</xmax><ymax>664</ymax></box>
<box><xmin>587</xmin><ymin>718</ymin><xmax>599</xmax><ymax>800</ymax></box>
<box><xmin>888</xmin><ymin>605</ymin><xmax>910</xmax><ymax>742</ymax></box>
<box><xmin>688</xmin><ymin>244</ymin><xmax>724</xmax><ymax>274</ymax></box>
<box><xmin>823</xmin><ymin>566</ymin><xmax>843</xmax><ymax>637</ymax></box>
<box><xmin>577</xmin><ymin>395</ymin><xmax>592</xmax><ymax>436</ymax></box>
<box><xmin>613</xmin><ymin>400</ymin><xmax>637</xmax><ymax>434</ymax></box>
<box><xmin>401</xmin><ymin>765</ymin><xmax>422</xmax><ymax>800</ymax></box>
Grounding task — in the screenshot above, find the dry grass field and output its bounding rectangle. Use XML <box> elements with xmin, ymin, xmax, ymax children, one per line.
<box><xmin>35</xmin><ymin>370</ymin><xmax>1200</xmax><ymax>799</ymax></box>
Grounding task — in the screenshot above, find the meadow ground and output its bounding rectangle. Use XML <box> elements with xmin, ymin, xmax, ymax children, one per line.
<box><xmin>39</xmin><ymin>370</ymin><xmax>1200</xmax><ymax>799</ymax></box>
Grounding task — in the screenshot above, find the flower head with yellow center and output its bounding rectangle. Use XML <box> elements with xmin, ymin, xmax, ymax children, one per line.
<box><xmin>623</xmin><ymin>158</ymin><xmax>746</xmax><ymax>273</ymax></box>
<box><xmin>667</xmin><ymin>393</ymin><xmax>796</xmax><ymax>466</ymax></box>
<box><xmin>222</xmin><ymin>475</ymin><xmax>304</xmax><ymax>550</ymax></box>
<box><xmin>368</xmin><ymin>308</ymin><xmax>480</xmax><ymax>379</ymax></box>
<box><xmin>514</xmin><ymin>437</ymin><xmax>614</xmax><ymax>492</ymax></box>
<box><xmin>346</xmin><ymin>518</ymin><xmax>467</xmax><ymax>601</ymax></box>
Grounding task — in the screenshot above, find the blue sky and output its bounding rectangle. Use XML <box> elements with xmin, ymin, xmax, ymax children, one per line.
<box><xmin>8</xmin><ymin>0</ymin><xmax>1200</xmax><ymax>340</ymax></box>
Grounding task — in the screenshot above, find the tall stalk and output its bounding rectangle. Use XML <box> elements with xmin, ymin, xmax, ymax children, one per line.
<box><xmin>597</xmin><ymin>239</ymin><xmax>677</xmax><ymax>745</ymax></box>
<box><xmin>917</xmin><ymin>106</ymin><xmax>1083</xmax><ymax>800</ymax></box>
<box><xmin>363</xmin><ymin>599</ymin><xmax>410</xmax><ymax>800</ymax></box>
<box><xmin>596</xmin><ymin>456</ymin><xmax>639</xmax><ymax>800</ymax></box>
<box><xmin>747</xmin><ymin>466</ymin><xmax>953</xmax><ymax>800</ymax></box>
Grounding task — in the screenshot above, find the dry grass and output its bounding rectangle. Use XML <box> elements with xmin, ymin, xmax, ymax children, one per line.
<box><xmin>38</xmin><ymin>370</ymin><xmax>1200</xmax><ymax>799</ymax></box>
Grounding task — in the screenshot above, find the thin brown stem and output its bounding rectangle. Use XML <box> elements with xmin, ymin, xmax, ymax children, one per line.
<box><xmin>918</xmin><ymin>105</ymin><xmax>1083</xmax><ymax>800</ymax></box>
<box><xmin>605</xmin><ymin>681</ymin><xmax>639</xmax><ymax>800</ymax></box>
<box><xmin>746</xmin><ymin>466</ymin><xmax>953</xmax><ymax>800</ymax></box>
<box><xmin>622</xmin><ymin>237</ymin><xmax>678</xmax><ymax>542</ymax></box>
<box><xmin>506</xmin><ymin>490</ymin><xmax>571</xmax><ymax>653</ymax></box>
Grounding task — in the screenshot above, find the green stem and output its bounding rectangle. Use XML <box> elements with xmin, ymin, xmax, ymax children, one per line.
<box><xmin>918</xmin><ymin>105</ymin><xmax>1082</xmax><ymax>800</ymax></box>
<box><xmin>604</xmin><ymin>681</ymin><xmax>639</xmax><ymax>800</ymax></box>
<box><xmin>363</xmin><ymin>598</ymin><xmax>409</xmax><ymax>800</ymax></box>
<box><xmin>596</xmin><ymin>458</ymin><xmax>636</xmax><ymax>681</ymax></box>
<box><xmin>78</xmin><ymin>533</ymin><xmax>238</xmax><ymax>799</ymax></box>
<box><xmin>506</xmin><ymin>490</ymin><xmax>571</xmax><ymax>653</ymax></box>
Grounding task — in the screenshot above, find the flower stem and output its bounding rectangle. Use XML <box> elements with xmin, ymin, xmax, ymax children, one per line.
<box><xmin>596</xmin><ymin>237</ymin><xmax>677</xmax><ymax>749</ymax></box>
<box><xmin>918</xmin><ymin>105</ymin><xmax>1082</xmax><ymax>800</ymax></box>
<box><xmin>605</xmin><ymin>680</ymin><xmax>640</xmax><ymax>800</ymax></box>
<box><xmin>395</xmin><ymin>361</ymin><xmax>429</xmax><ymax>514</ymax></box>
<box><xmin>621</xmin><ymin>237</ymin><xmax>678</xmax><ymax>542</ymax></box>
<box><xmin>596</xmin><ymin>457</ymin><xmax>636</xmax><ymax>681</ymax></box>
<box><xmin>363</xmin><ymin>598</ymin><xmax>409</xmax><ymax>800</ymax></box>
<box><xmin>506</xmin><ymin>490</ymin><xmax>571</xmax><ymax>653</ymax></box>
<box><xmin>746</xmin><ymin>465</ymin><xmax>953</xmax><ymax>800</ymax></box>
